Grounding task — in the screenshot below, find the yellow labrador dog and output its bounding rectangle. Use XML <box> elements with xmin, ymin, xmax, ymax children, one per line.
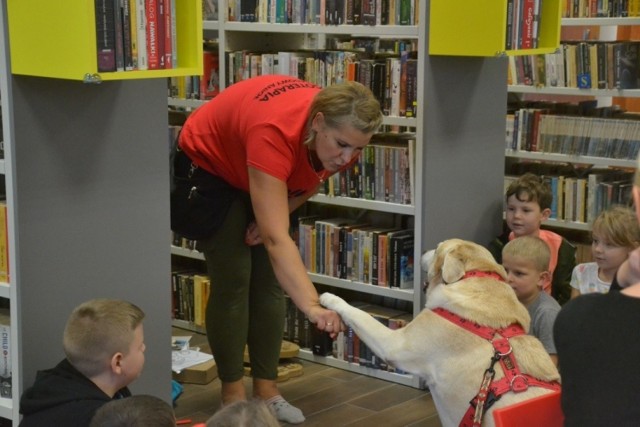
<box><xmin>320</xmin><ymin>239</ymin><xmax>560</xmax><ymax>427</ymax></box>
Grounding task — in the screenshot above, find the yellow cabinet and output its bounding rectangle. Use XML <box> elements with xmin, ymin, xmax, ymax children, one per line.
<box><xmin>429</xmin><ymin>0</ymin><xmax>562</xmax><ymax>56</ymax></box>
<box><xmin>7</xmin><ymin>0</ymin><xmax>202</xmax><ymax>81</ymax></box>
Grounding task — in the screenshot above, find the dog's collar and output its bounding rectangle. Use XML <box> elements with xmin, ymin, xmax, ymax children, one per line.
<box><xmin>461</xmin><ymin>270</ymin><xmax>505</xmax><ymax>282</ymax></box>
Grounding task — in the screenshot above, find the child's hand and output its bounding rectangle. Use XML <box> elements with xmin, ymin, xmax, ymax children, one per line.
<box><xmin>617</xmin><ymin>247</ymin><xmax>640</xmax><ymax>288</ymax></box>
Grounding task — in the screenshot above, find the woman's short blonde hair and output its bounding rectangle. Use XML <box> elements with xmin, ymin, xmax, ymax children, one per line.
<box><xmin>304</xmin><ymin>81</ymin><xmax>383</xmax><ymax>145</ymax></box>
<box><xmin>63</xmin><ymin>299</ymin><xmax>145</xmax><ymax>377</ymax></box>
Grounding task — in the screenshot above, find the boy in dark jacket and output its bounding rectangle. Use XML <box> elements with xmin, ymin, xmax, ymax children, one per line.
<box><xmin>19</xmin><ymin>299</ymin><xmax>146</xmax><ymax>427</ymax></box>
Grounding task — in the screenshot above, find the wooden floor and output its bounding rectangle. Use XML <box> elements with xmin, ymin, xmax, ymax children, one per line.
<box><xmin>172</xmin><ymin>328</ymin><xmax>442</xmax><ymax>427</ymax></box>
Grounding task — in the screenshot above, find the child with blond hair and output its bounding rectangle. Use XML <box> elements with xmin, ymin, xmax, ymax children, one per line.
<box><xmin>570</xmin><ymin>205</ymin><xmax>640</xmax><ymax>298</ymax></box>
<box><xmin>489</xmin><ymin>173</ymin><xmax>576</xmax><ymax>305</ymax></box>
<box><xmin>502</xmin><ymin>236</ymin><xmax>561</xmax><ymax>365</ymax></box>
<box><xmin>19</xmin><ymin>299</ymin><xmax>146</xmax><ymax>427</ymax></box>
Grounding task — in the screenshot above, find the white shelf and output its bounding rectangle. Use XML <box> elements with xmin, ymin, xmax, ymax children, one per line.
<box><xmin>172</xmin><ymin>318</ymin><xmax>206</xmax><ymax>334</ymax></box>
<box><xmin>167</xmin><ymin>97</ymin><xmax>419</xmax><ymax>129</ymax></box>
<box><xmin>561</xmin><ymin>17</ymin><xmax>640</xmax><ymax>26</ymax></box>
<box><xmin>0</xmin><ymin>159</ymin><xmax>4</xmax><ymax>175</ymax></box>
<box><xmin>203</xmin><ymin>20</ymin><xmax>219</xmax><ymax>31</ymax></box>
<box><xmin>0</xmin><ymin>282</ymin><xmax>9</xmax><ymax>299</ymax></box>
<box><xmin>296</xmin><ymin>348</ymin><xmax>419</xmax><ymax>387</ymax></box>
<box><xmin>505</xmin><ymin>149</ymin><xmax>636</xmax><ymax>169</ymax></box>
<box><xmin>308</xmin><ymin>194</ymin><xmax>415</xmax><ymax>215</ymax></box>
<box><xmin>543</xmin><ymin>218</ymin><xmax>591</xmax><ymax>231</ymax></box>
<box><xmin>222</xmin><ymin>22</ymin><xmax>419</xmax><ymax>37</ymax></box>
<box><xmin>508</xmin><ymin>85</ymin><xmax>640</xmax><ymax>97</ymax></box>
<box><xmin>171</xmin><ymin>245</ymin><xmax>205</xmax><ymax>260</ymax></box>
<box><xmin>0</xmin><ymin>396</ymin><xmax>12</xmax><ymax>419</ymax></box>
<box><xmin>308</xmin><ymin>273</ymin><xmax>414</xmax><ymax>302</ymax></box>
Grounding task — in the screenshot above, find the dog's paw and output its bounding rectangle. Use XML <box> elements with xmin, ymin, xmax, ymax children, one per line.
<box><xmin>319</xmin><ymin>293</ymin><xmax>344</xmax><ymax>311</ymax></box>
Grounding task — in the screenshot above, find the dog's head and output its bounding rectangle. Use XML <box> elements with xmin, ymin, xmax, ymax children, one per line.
<box><xmin>422</xmin><ymin>239</ymin><xmax>506</xmax><ymax>292</ymax></box>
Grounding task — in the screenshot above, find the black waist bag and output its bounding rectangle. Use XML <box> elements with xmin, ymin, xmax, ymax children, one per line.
<box><xmin>170</xmin><ymin>149</ymin><xmax>239</xmax><ymax>241</ymax></box>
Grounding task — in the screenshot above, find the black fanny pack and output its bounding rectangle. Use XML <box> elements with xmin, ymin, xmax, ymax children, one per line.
<box><xmin>170</xmin><ymin>148</ymin><xmax>239</xmax><ymax>240</ymax></box>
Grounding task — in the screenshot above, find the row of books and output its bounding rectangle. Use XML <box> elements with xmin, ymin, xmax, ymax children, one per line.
<box><xmin>95</xmin><ymin>0</ymin><xmax>178</xmax><ymax>72</ymax></box>
<box><xmin>505</xmin><ymin>0</ymin><xmax>543</xmax><ymax>50</ymax></box>
<box><xmin>0</xmin><ymin>201</ymin><xmax>8</xmax><ymax>283</ymax></box>
<box><xmin>226</xmin><ymin>49</ymin><xmax>419</xmax><ymax>119</ymax></box>
<box><xmin>318</xmin><ymin>135</ymin><xmax>415</xmax><ymax>204</ymax></box>
<box><xmin>171</xmin><ymin>271</ymin><xmax>211</xmax><ymax>327</ymax></box>
<box><xmin>227</xmin><ymin>0</ymin><xmax>419</xmax><ymax>26</ymax></box>
<box><xmin>168</xmin><ymin>49</ymin><xmax>220</xmax><ymax>100</ymax></box>
<box><xmin>297</xmin><ymin>217</ymin><xmax>415</xmax><ymax>288</ymax></box>
<box><xmin>506</xmin><ymin>109</ymin><xmax>640</xmax><ymax>160</ymax></box>
<box><xmin>562</xmin><ymin>0</ymin><xmax>640</xmax><ymax>17</ymax></box>
<box><xmin>283</xmin><ymin>296</ymin><xmax>411</xmax><ymax>373</ymax></box>
<box><xmin>504</xmin><ymin>167</ymin><xmax>634</xmax><ymax>223</ymax></box>
<box><xmin>508</xmin><ymin>42</ymin><xmax>640</xmax><ymax>90</ymax></box>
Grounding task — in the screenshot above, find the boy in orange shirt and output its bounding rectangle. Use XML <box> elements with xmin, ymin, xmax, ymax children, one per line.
<box><xmin>489</xmin><ymin>173</ymin><xmax>576</xmax><ymax>305</ymax></box>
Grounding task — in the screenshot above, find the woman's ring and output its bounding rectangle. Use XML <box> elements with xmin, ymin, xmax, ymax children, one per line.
<box><xmin>327</xmin><ymin>322</ymin><xmax>333</xmax><ymax>326</ymax></box>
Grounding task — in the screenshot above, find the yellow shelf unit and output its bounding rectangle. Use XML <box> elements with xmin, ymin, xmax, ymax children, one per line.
<box><xmin>7</xmin><ymin>0</ymin><xmax>203</xmax><ymax>81</ymax></box>
<box><xmin>429</xmin><ymin>0</ymin><xmax>561</xmax><ymax>57</ymax></box>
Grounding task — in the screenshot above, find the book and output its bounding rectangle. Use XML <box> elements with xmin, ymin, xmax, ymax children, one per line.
<box><xmin>0</xmin><ymin>308</ymin><xmax>11</xmax><ymax>398</ymax></box>
<box><xmin>146</xmin><ymin>0</ymin><xmax>161</xmax><ymax>69</ymax></box>
<box><xmin>135</xmin><ymin>0</ymin><xmax>148</xmax><ymax>70</ymax></box>
<box><xmin>389</xmin><ymin>232</ymin><xmax>414</xmax><ymax>288</ymax></box>
<box><xmin>122</xmin><ymin>0</ymin><xmax>134</xmax><ymax>71</ymax></box>
<box><xmin>0</xmin><ymin>202</ymin><xmax>8</xmax><ymax>283</ymax></box>
<box><xmin>95</xmin><ymin>0</ymin><xmax>117</xmax><ymax>72</ymax></box>
<box><xmin>113</xmin><ymin>0</ymin><xmax>125</xmax><ymax>71</ymax></box>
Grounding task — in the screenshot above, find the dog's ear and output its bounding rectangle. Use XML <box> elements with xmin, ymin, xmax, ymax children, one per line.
<box><xmin>442</xmin><ymin>251</ymin><xmax>465</xmax><ymax>284</ymax></box>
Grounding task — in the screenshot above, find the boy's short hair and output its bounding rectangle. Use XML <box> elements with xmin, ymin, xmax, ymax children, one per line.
<box><xmin>89</xmin><ymin>395</ymin><xmax>175</xmax><ymax>427</ymax></box>
<box><xmin>592</xmin><ymin>205</ymin><xmax>640</xmax><ymax>249</ymax></box>
<box><xmin>506</xmin><ymin>173</ymin><xmax>553</xmax><ymax>210</ymax></box>
<box><xmin>63</xmin><ymin>299</ymin><xmax>145</xmax><ymax>377</ymax></box>
<box><xmin>502</xmin><ymin>236</ymin><xmax>551</xmax><ymax>272</ymax></box>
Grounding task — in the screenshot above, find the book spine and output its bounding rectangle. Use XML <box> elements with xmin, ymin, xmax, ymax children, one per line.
<box><xmin>114</xmin><ymin>0</ymin><xmax>125</xmax><ymax>71</ymax></box>
<box><xmin>135</xmin><ymin>0</ymin><xmax>148</xmax><ymax>70</ymax></box>
<box><xmin>95</xmin><ymin>0</ymin><xmax>117</xmax><ymax>72</ymax></box>
<box><xmin>157</xmin><ymin>0</ymin><xmax>167</xmax><ymax>68</ymax></box>
<box><xmin>164</xmin><ymin>0</ymin><xmax>173</xmax><ymax>68</ymax></box>
<box><xmin>146</xmin><ymin>0</ymin><xmax>160</xmax><ymax>69</ymax></box>
<box><xmin>122</xmin><ymin>0</ymin><xmax>134</xmax><ymax>71</ymax></box>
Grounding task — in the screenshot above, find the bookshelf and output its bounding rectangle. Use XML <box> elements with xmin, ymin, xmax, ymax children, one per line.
<box><xmin>6</xmin><ymin>0</ymin><xmax>203</xmax><ymax>82</ymax></box>
<box><xmin>170</xmin><ymin>0</ymin><xmax>508</xmax><ymax>390</ymax></box>
<box><xmin>1</xmin><ymin>1</ymin><xmax>177</xmax><ymax>424</ymax></box>
<box><xmin>506</xmin><ymin>15</ymin><xmax>640</xmax><ymax>233</ymax></box>
<box><xmin>429</xmin><ymin>0</ymin><xmax>563</xmax><ymax>56</ymax></box>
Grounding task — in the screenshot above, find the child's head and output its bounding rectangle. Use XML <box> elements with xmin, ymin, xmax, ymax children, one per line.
<box><xmin>206</xmin><ymin>399</ymin><xmax>280</xmax><ymax>427</ymax></box>
<box><xmin>63</xmin><ymin>299</ymin><xmax>146</xmax><ymax>385</ymax></box>
<box><xmin>89</xmin><ymin>395</ymin><xmax>175</xmax><ymax>427</ymax></box>
<box><xmin>502</xmin><ymin>236</ymin><xmax>551</xmax><ymax>304</ymax></box>
<box><xmin>591</xmin><ymin>205</ymin><xmax>640</xmax><ymax>274</ymax></box>
<box><xmin>505</xmin><ymin>173</ymin><xmax>552</xmax><ymax>238</ymax></box>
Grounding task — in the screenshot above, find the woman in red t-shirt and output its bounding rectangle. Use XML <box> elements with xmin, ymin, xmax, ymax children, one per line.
<box><xmin>172</xmin><ymin>75</ymin><xmax>382</xmax><ymax>423</ymax></box>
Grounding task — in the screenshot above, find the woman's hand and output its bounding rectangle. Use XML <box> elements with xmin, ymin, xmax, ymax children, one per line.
<box><xmin>244</xmin><ymin>221</ymin><xmax>263</xmax><ymax>246</ymax></box>
<box><xmin>307</xmin><ymin>305</ymin><xmax>345</xmax><ymax>339</ymax></box>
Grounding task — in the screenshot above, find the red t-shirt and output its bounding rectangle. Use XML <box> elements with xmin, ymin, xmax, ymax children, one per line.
<box><xmin>179</xmin><ymin>75</ymin><xmax>331</xmax><ymax>198</ymax></box>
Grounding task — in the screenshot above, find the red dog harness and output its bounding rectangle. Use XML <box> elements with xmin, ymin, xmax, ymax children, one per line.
<box><xmin>433</xmin><ymin>271</ymin><xmax>560</xmax><ymax>427</ymax></box>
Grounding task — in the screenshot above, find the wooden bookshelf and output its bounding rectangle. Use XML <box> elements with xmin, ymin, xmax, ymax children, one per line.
<box><xmin>7</xmin><ymin>0</ymin><xmax>203</xmax><ymax>81</ymax></box>
<box><xmin>429</xmin><ymin>0</ymin><xmax>562</xmax><ymax>56</ymax></box>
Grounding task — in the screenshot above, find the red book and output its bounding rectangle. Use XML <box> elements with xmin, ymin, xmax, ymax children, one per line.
<box><xmin>163</xmin><ymin>0</ymin><xmax>172</xmax><ymax>68</ymax></box>
<box><xmin>200</xmin><ymin>51</ymin><xmax>220</xmax><ymax>100</ymax></box>
<box><xmin>145</xmin><ymin>0</ymin><xmax>160</xmax><ymax>69</ymax></box>
<box><xmin>156</xmin><ymin>0</ymin><xmax>166</xmax><ymax>68</ymax></box>
<box><xmin>520</xmin><ymin>0</ymin><xmax>535</xmax><ymax>49</ymax></box>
